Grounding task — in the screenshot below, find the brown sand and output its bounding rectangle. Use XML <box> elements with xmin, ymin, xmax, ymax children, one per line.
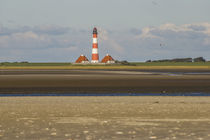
<box><xmin>0</xmin><ymin>96</ymin><xmax>210</xmax><ymax>139</ymax></box>
<box><xmin>0</xmin><ymin>70</ymin><xmax>210</xmax><ymax>94</ymax></box>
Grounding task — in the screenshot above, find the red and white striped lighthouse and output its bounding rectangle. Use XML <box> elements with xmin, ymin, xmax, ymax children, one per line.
<box><xmin>91</xmin><ymin>27</ymin><xmax>99</xmax><ymax>63</ymax></box>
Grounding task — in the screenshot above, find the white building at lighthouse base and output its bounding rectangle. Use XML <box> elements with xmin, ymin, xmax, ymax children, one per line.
<box><xmin>91</xmin><ymin>60</ymin><xmax>99</xmax><ymax>63</ymax></box>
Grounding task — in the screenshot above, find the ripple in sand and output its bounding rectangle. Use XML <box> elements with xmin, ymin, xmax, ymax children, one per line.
<box><xmin>100</xmin><ymin>120</ymin><xmax>109</xmax><ymax>125</ymax></box>
<box><xmin>20</xmin><ymin>131</ymin><xmax>25</xmax><ymax>135</ymax></box>
<box><xmin>51</xmin><ymin>132</ymin><xmax>57</xmax><ymax>136</ymax></box>
<box><xmin>83</xmin><ymin>131</ymin><xmax>89</xmax><ymax>134</ymax></box>
<box><xmin>149</xmin><ymin>136</ymin><xmax>157</xmax><ymax>139</ymax></box>
<box><xmin>116</xmin><ymin>131</ymin><xmax>123</xmax><ymax>135</ymax></box>
<box><xmin>65</xmin><ymin>134</ymin><xmax>71</xmax><ymax>137</ymax></box>
<box><xmin>45</xmin><ymin>128</ymin><xmax>49</xmax><ymax>131</ymax></box>
<box><xmin>19</xmin><ymin>117</ymin><xmax>39</xmax><ymax>120</ymax></box>
<box><xmin>128</xmin><ymin>131</ymin><xmax>136</xmax><ymax>134</ymax></box>
<box><xmin>53</xmin><ymin>117</ymin><xmax>98</xmax><ymax>124</ymax></box>
<box><xmin>85</xmin><ymin>135</ymin><xmax>93</xmax><ymax>140</ymax></box>
<box><xmin>51</xmin><ymin>128</ymin><xmax>56</xmax><ymax>131</ymax></box>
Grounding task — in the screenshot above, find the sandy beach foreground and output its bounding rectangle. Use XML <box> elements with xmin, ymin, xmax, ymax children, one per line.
<box><xmin>0</xmin><ymin>96</ymin><xmax>210</xmax><ymax>140</ymax></box>
<box><xmin>0</xmin><ymin>69</ymin><xmax>210</xmax><ymax>94</ymax></box>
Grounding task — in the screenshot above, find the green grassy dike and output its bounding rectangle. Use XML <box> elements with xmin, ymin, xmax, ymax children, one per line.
<box><xmin>0</xmin><ymin>62</ymin><xmax>210</xmax><ymax>70</ymax></box>
<box><xmin>0</xmin><ymin>62</ymin><xmax>210</xmax><ymax>66</ymax></box>
<box><xmin>131</xmin><ymin>62</ymin><xmax>210</xmax><ymax>66</ymax></box>
<box><xmin>0</xmin><ymin>62</ymin><xmax>72</xmax><ymax>66</ymax></box>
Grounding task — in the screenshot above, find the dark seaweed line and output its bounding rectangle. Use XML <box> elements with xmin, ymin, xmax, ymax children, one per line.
<box><xmin>1</xmin><ymin>93</ymin><xmax>210</xmax><ymax>97</ymax></box>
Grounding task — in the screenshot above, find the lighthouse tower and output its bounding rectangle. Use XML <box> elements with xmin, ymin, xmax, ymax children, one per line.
<box><xmin>91</xmin><ymin>27</ymin><xmax>99</xmax><ymax>63</ymax></box>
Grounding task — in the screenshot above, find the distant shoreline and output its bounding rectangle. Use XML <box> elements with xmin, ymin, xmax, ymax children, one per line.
<box><xmin>1</xmin><ymin>62</ymin><xmax>210</xmax><ymax>66</ymax></box>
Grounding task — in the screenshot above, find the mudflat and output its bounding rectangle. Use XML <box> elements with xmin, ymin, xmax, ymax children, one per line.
<box><xmin>0</xmin><ymin>96</ymin><xmax>210</xmax><ymax>140</ymax></box>
<box><xmin>0</xmin><ymin>70</ymin><xmax>210</xmax><ymax>94</ymax></box>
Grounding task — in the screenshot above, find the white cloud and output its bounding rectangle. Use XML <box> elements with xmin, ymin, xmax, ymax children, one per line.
<box><xmin>137</xmin><ymin>27</ymin><xmax>160</xmax><ymax>39</ymax></box>
<box><xmin>98</xmin><ymin>28</ymin><xmax>124</xmax><ymax>54</ymax></box>
<box><xmin>134</xmin><ymin>23</ymin><xmax>210</xmax><ymax>47</ymax></box>
<box><xmin>0</xmin><ymin>31</ymin><xmax>52</xmax><ymax>49</ymax></box>
<box><xmin>0</xmin><ymin>23</ymin><xmax>210</xmax><ymax>62</ymax></box>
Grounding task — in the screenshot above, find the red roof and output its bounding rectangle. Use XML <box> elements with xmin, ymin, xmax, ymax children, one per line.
<box><xmin>75</xmin><ymin>55</ymin><xmax>89</xmax><ymax>63</ymax></box>
<box><xmin>101</xmin><ymin>54</ymin><xmax>115</xmax><ymax>63</ymax></box>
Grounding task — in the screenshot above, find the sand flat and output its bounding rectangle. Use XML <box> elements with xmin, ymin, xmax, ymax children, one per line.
<box><xmin>1</xmin><ymin>96</ymin><xmax>210</xmax><ymax>139</ymax></box>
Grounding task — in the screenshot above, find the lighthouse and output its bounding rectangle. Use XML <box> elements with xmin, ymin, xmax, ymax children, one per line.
<box><xmin>75</xmin><ymin>27</ymin><xmax>115</xmax><ymax>64</ymax></box>
<box><xmin>91</xmin><ymin>27</ymin><xmax>99</xmax><ymax>63</ymax></box>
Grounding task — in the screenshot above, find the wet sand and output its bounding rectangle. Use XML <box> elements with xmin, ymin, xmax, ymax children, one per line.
<box><xmin>1</xmin><ymin>96</ymin><xmax>210</xmax><ymax>140</ymax></box>
<box><xmin>0</xmin><ymin>70</ymin><xmax>210</xmax><ymax>94</ymax></box>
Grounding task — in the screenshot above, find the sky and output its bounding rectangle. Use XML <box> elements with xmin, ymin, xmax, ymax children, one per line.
<box><xmin>0</xmin><ymin>0</ymin><xmax>210</xmax><ymax>62</ymax></box>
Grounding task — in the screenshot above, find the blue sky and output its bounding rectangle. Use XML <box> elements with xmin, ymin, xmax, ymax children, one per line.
<box><xmin>1</xmin><ymin>0</ymin><xmax>210</xmax><ymax>29</ymax></box>
<box><xmin>0</xmin><ymin>0</ymin><xmax>210</xmax><ymax>62</ymax></box>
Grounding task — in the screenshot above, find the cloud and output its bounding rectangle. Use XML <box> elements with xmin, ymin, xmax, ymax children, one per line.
<box><xmin>137</xmin><ymin>27</ymin><xmax>160</xmax><ymax>39</ymax></box>
<box><xmin>0</xmin><ymin>31</ymin><xmax>51</xmax><ymax>49</ymax></box>
<box><xmin>0</xmin><ymin>25</ymin><xmax>69</xmax><ymax>36</ymax></box>
<box><xmin>33</xmin><ymin>25</ymin><xmax>69</xmax><ymax>35</ymax></box>
<box><xmin>130</xmin><ymin>23</ymin><xmax>210</xmax><ymax>61</ymax></box>
<box><xmin>137</xmin><ymin>23</ymin><xmax>210</xmax><ymax>39</ymax></box>
<box><xmin>134</xmin><ymin>23</ymin><xmax>210</xmax><ymax>46</ymax></box>
<box><xmin>0</xmin><ymin>23</ymin><xmax>210</xmax><ymax>62</ymax></box>
<box><xmin>98</xmin><ymin>28</ymin><xmax>124</xmax><ymax>55</ymax></box>
<box><xmin>0</xmin><ymin>25</ymin><xmax>79</xmax><ymax>61</ymax></box>
<box><xmin>0</xmin><ymin>25</ymin><xmax>75</xmax><ymax>49</ymax></box>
